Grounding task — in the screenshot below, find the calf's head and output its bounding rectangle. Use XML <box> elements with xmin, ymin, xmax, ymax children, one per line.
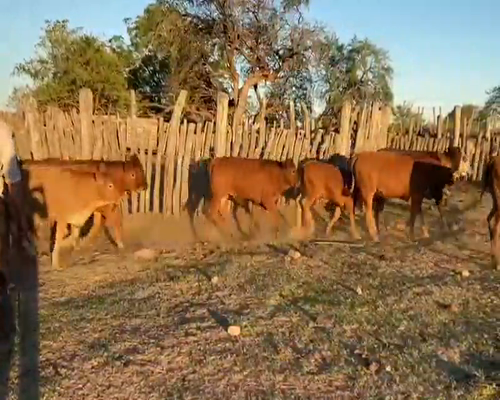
<box><xmin>92</xmin><ymin>171</ymin><xmax>126</xmax><ymax>202</ymax></box>
<box><xmin>281</xmin><ymin>158</ymin><xmax>299</xmax><ymax>188</ymax></box>
<box><xmin>122</xmin><ymin>154</ymin><xmax>148</xmax><ymax>192</ymax></box>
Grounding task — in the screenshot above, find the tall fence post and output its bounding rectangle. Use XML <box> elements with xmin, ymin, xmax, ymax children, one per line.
<box><xmin>379</xmin><ymin>105</ymin><xmax>392</xmax><ymax>149</ymax></box>
<box><xmin>337</xmin><ymin>100</ymin><xmax>352</xmax><ymax>156</ymax></box>
<box><xmin>164</xmin><ymin>90</ymin><xmax>188</xmax><ymax>216</ymax></box>
<box><xmin>79</xmin><ymin>88</ymin><xmax>93</xmax><ymax>159</ymax></box>
<box><xmin>452</xmin><ymin>105</ymin><xmax>461</xmax><ymax>147</ymax></box>
<box><xmin>215</xmin><ymin>92</ymin><xmax>229</xmax><ymax>157</ymax></box>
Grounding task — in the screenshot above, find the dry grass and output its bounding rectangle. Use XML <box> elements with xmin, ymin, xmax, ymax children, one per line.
<box><xmin>3</xmin><ymin>182</ymin><xmax>500</xmax><ymax>399</ymax></box>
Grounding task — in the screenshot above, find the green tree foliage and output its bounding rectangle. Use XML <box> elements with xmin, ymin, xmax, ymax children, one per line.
<box><xmin>390</xmin><ymin>102</ymin><xmax>422</xmax><ymax>133</ymax></box>
<box><xmin>9</xmin><ymin>1</ymin><xmax>394</xmax><ymax>122</ymax></box>
<box><xmin>483</xmin><ymin>85</ymin><xmax>500</xmax><ymax>117</ymax></box>
<box><xmin>318</xmin><ymin>35</ymin><xmax>393</xmax><ymax>118</ymax></box>
<box><xmin>11</xmin><ymin>20</ymin><xmax>131</xmax><ymax>113</ymax></box>
<box><xmin>125</xmin><ymin>0</ymin><xmax>320</xmax><ymax>125</ymax></box>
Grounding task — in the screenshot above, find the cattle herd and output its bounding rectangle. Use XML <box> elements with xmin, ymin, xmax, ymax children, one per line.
<box><xmin>6</xmin><ymin>145</ymin><xmax>500</xmax><ymax>270</ymax></box>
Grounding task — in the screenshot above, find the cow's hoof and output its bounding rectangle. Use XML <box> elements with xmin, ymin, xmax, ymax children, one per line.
<box><xmin>117</xmin><ymin>242</ymin><xmax>125</xmax><ymax>250</ymax></box>
<box><xmin>422</xmin><ymin>229</ymin><xmax>430</xmax><ymax>239</ymax></box>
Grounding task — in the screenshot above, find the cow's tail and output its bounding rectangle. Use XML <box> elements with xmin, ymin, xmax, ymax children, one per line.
<box><xmin>480</xmin><ymin>158</ymin><xmax>493</xmax><ymax>202</ymax></box>
<box><xmin>348</xmin><ymin>155</ymin><xmax>361</xmax><ymax>212</ymax></box>
<box><xmin>295</xmin><ymin>159</ymin><xmax>307</xmax><ymax>200</ymax></box>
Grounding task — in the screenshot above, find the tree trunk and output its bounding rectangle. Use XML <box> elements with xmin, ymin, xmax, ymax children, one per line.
<box><xmin>232</xmin><ymin>72</ymin><xmax>274</xmax><ymax>135</ymax></box>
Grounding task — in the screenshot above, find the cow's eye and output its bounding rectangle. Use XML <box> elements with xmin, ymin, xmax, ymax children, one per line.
<box><xmin>108</xmin><ymin>183</ymin><xmax>114</xmax><ymax>189</ymax></box>
<box><xmin>131</xmin><ymin>173</ymin><xmax>136</xmax><ymax>178</ymax></box>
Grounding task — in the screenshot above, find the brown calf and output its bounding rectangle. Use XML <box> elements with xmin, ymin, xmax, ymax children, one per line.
<box><xmin>21</xmin><ymin>154</ymin><xmax>147</xmax><ymax>248</ymax></box>
<box><xmin>480</xmin><ymin>155</ymin><xmax>500</xmax><ymax>269</ymax></box>
<box><xmin>352</xmin><ymin>151</ymin><xmax>466</xmax><ymax>241</ymax></box>
<box><xmin>22</xmin><ymin>166</ymin><xmax>126</xmax><ymax>268</ymax></box>
<box><xmin>297</xmin><ymin>160</ymin><xmax>360</xmax><ymax>239</ymax></box>
<box><xmin>206</xmin><ymin>157</ymin><xmax>298</xmax><ymax>238</ymax></box>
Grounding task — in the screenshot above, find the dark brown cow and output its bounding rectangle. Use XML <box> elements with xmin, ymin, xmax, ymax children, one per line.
<box><xmin>297</xmin><ymin>160</ymin><xmax>360</xmax><ymax>239</ymax></box>
<box><xmin>351</xmin><ymin>151</ymin><xmax>470</xmax><ymax>242</ymax></box>
<box><xmin>22</xmin><ymin>166</ymin><xmax>127</xmax><ymax>268</ymax></box>
<box><xmin>206</xmin><ymin>157</ymin><xmax>298</xmax><ymax>237</ymax></box>
<box><xmin>480</xmin><ymin>155</ymin><xmax>500</xmax><ymax>269</ymax></box>
<box><xmin>21</xmin><ymin>154</ymin><xmax>147</xmax><ymax>248</ymax></box>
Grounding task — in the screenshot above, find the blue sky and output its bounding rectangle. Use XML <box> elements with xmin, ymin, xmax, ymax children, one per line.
<box><xmin>1</xmin><ymin>0</ymin><xmax>498</xmax><ymax>118</ymax></box>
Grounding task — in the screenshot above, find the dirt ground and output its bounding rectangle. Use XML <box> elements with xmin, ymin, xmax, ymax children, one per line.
<box><xmin>3</xmin><ymin>181</ymin><xmax>500</xmax><ymax>399</ymax></box>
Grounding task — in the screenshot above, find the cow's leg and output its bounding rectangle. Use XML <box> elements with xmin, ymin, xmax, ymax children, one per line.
<box><xmin>208</xmin><ymin>195</ymin><xmax>233</xmax><ymax>238</ymax></box>
<box><xmin>343</xmin><ymin>197</ymin><xmax>361</xmax><ymax>240</ymax></box>
<box><xmin>295</xmin><ymin>194</ymin><xmax>303</xmax><ymax>230</ymax></box>
<box><xmin>101</xmin><ymin>205</ymin><xmax>125</xmax><ymax>249</ymax></box>
<box><xmin>487</xmin><ymin>206</ymin><xmax>496</xmax><ymax>241</ymax></box>
<box><xmin>435</xmin><ymin>200</ymin><xmax>450</xmax><ymax>231</ymax></box>
<box><xmin>491</xmin><ymin>212</ymin><xmax>500</xmax><ymax>269</ymax></box>
<box><xmin>231</xmin><ymin>199</ymin><xmax>250</xmax><ymax>238</ymax></box>
<box><xmin>363</xmin><ymin>192</ymin><xmax>379</xmax><ymax>242</ymax></box>
<box><xmin>325</xmin><ymin>205</ymin><xmax>341</xmax><ymax>236</ymax></box>
<box><xmin>373</xmin><ymin>197</ymin><xmax>386</xmax><ymax>233</ymax></box>
<box><xmin>409</xmin><ymin>195</ymin><xmax>427</xmax><ymax>240</ymax></box>
<box><xmin>51</xmin><ymin>221</ymin><xmax>70</xmax><ymax>269</ymax></box>
<box><xmin>300</xmin><ymin>196</ymin><xmax>317</xmax><ymax>237</ymax></box>
<box><xmin>263</xmin><ymin>196</ymin><xmax>287</xmax><ymax>239</ymax></box>
<box><xmin>76</xmin><ymin>212</ymin><xmax>104</xmax><ymax>248</ymax></box>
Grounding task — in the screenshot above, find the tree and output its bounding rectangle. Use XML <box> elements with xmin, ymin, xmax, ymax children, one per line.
<box><xmin>126</xmin><ymin>0</ymin><xmax>320</xmax><ymax>126</ymax></box>
<box><xmin>10</xmin><ymin>20</ymin><xmax>131</xmax><ymax>113</ymax></box>
<box><xmin>318</xmin><ymin>35</ymin><xmax>393</xmax><ymax>120</ymax></box>
<box><xmin>390</xmin><ymin>102</ymin><xmax>422</xmax><ymax>133</ymax></box>
<box><xmin>483</xmin><ymin>85</ymin><xmax>500</xmax><ymax>117</ymax></box>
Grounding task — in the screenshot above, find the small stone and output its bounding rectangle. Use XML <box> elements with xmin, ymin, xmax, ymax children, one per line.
<box><xmin>449</xmin><ymin>303</ymin><xmax>459</xmax><ymax>313</ymax></box>
<box><xmin>461</xmin><ymin>270</ymin><xmax>470</xmax><ymax>278</ymax></box>
<box><xmin>227</xmin><ymin>325</ymin><xmax>241</xmax><ymax>336</ymax></box>
<box><xmin>211</xmin><ymin>276</ymin><xmax>219</xmax><ymax>284</ymax></box>
<box><xmin>369</xmin><ymin>361</ymin><xmax>381</xmax><ymax>374</ymax></box>
<box><xmin>287</xmin><ymin>249</ymin><xmax>301</xmax><ymax>260</ymax></box>
<box><xmin>356</xmin><ymin>286</ymin><xmax>363</xmax><ymax>295</ymax></box>
<box><xmin>134</xmin><ymin>248</ymin><xmax>158</xmax><ymax>261</ymax></box>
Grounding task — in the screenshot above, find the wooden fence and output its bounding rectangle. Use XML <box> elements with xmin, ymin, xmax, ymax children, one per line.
<box><xmin>0</xmin><ymin>88</ymin><xmax>497</xmax><ymax>217</ymax></box>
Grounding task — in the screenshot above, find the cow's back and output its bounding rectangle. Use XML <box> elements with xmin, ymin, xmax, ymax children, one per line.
<box><xmin>22</xmin><ymin>157</ymin><xmax>147</xmax><ymax>192</ymax></box>
<box><xmin>354</xmin><ymin>152</ymin><xmax>416</xmax><ymax>198</ymax></box>
<box><xmin>210</xmin><ymin>157</ymin><xmax>293</xmax><ymax>200</ymax></box>
<box><xmin>23</xmin><ymin>167</ymin><xmax>124</xmax><ymax>224</ymax></box>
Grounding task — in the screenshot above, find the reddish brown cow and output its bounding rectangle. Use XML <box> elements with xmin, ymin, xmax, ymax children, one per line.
<box><xmin>21</xmin><ymin>154</ymin><xmax>147</xmax><ymax>248</ymax></box>
<box><xmin>296</xmin><ymin>160</ymin><xmax>360</xmax><ymax>239</ymax></box>
<box><xmin>22</xmin><ymin>166</ymin><xmax>127</xmax><ymax>268</ymax></box>
<box><xmin>206</xmin><ymin>157</ymin><xmax>298</xmax><ymax>238</ymax></box>
<box><xmin>351</xmin><ymin>151</ymin><xmax>469</xmax><ymax>242</ymax></box>
<box><xmin>375</xmin><ymin>146</ymin><xmax>471</xmax><ymax>228</ymax></box>
<box><xmin>480</xmin><ymin>155</ymin><xmax>500</xmax><ymax>269</ymax></box>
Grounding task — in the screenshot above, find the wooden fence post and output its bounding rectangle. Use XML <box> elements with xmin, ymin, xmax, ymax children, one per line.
<box><xmin>453</xmin><ymin>105</ymin><xmax>461</xmax><ymax>147</ymax></box>
<box><xmin>164</xmin><ymin>90</ymin><xmax>188</xmax><ymax>215</ymax></box>
<box><xmin>337</xmin><ymin>100</ymin><xmax>352</xmax><ymax>156</ymax></box>
<box><xmin>23</xmin><ymin>97</ymin><xmax>45</xmax><ymax>160</ymax></box>
<box><xmin>436</xmin><ymin>114</ymin><xmax>442</xmax><ymax>139</ymax></box>
<box><xmin>215</xmin><ymin>92</ymin><xmax>229</xmax><ymax>157</ymax></box>
<box><xmin>79</xmin><ymin>88</ymin><xmax>93</xmax><ymax>159</ymax></box>
<box><xmin>378</xmin><ymin>105</ymin><xmax>392</xmax><ymax>149</ymax></box>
